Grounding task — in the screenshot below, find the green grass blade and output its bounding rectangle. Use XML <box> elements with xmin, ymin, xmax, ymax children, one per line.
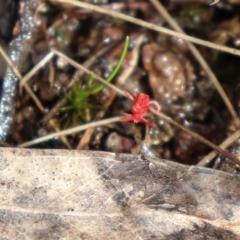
<box><xmin>87</xmin><ymin>72</ymin><xmax>95</xmax><ymax>88</ymax></box>
<box><xmin>90</xmin><ymin>36</ymin><xmax>129</xmax><ymax>94</ymax></box>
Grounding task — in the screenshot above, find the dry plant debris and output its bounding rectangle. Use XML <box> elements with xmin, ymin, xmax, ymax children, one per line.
<box><xmin>0</xmin><ymin>148</ymin><xmax>238</xmax><ymax>239</ymax></box>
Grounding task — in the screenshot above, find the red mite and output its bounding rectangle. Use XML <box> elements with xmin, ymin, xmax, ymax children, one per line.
<box><xmin>121</xmin><ymin>92</ymin><xmax>161</xmax><ymax>127</ymax></box>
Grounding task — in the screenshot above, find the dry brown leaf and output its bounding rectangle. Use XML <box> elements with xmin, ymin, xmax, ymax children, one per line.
<box><xmin>0</xmin><ymin>147</ymin><xmax>239</xmax><ymax>239</ymax></box>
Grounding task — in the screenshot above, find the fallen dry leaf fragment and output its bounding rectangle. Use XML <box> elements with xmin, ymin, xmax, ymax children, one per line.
<box><xmin>0</xmin><ymin>147</ymin><xmax>239</xmax><ymax>239</ymax></box>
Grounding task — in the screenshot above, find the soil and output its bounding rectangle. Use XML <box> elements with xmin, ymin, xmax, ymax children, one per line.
<box><xmin>1</xmin><ymin>0</ymin><xmax>240</xmax><ymax>173</ymax></box>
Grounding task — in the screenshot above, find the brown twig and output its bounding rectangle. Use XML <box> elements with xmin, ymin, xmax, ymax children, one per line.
<box><xmin>55</xmin><ymin>0</ymin><xmax>240</xmax><ymax>57</ymax></box>
<box><xmin>53</xmin><ymin>50</ymin><xmax>126</xmax><ymax>96</ymax></box>
<box><xmin>197</xmin><ymin>130</ymin><xmax>240</xmax><ymax>167</ymax></box>
<box><xmin>18</xmin><ymin>116</ymin><xmax>121</xmax><ymax>148</ymax></box>
<box><xmin>151</xmin><ymin>109</ymin><xmax>240</xmax><ymax>167</ymax></box>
